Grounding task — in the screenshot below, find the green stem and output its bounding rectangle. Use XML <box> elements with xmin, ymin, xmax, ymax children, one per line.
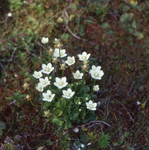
<box><xmin>91</xmin><ymin>79</ymin><xmax>96</xmax><ymax>95</ymax></box>
<box><xmin>80</xmin><ymin>71</ymin><xmax>86</xmax><ymax>90</ymax></box>
<box><xmin>16</xmin><ymin>11</ymin><xmax>18</xmax><ymax>27</ymax></box>
<box><xmin>83</xmin><ymin>71</ymin><xmax>86</xmax><ymax>83</ymax></box>
<box><xmin>27</xmin><ymin>89</ymin><xmax>41</xmax><ymax>107</ymax></box>
<box><xmin>59</xmin><ymin>49</ymin><xmax>62</xmax><ymax>64</ymax></box>
<box><xmin>62</xmin><ymin>69</ymin><xmax>64</xmax><ymax>77</ymax></box>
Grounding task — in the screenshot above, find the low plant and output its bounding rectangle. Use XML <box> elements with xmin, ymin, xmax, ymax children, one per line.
<box><xmin>98</xmin><ymin>133</ymin><xmax>110</xmax><ymax>149</ymax></box>
<box><xmin>31</xmin><ymin>38</ymin><xmax>104</xmax><ymax>129</ymax></box>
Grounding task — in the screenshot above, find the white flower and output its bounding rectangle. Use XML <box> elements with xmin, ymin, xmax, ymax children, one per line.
<box><xmin>86</xmin><ymin>100</ymin><xmax>97</xmax><ymax>111</ymax></box>
<box><xmin>93</xmin><ymin>85</ymin><xmax>99</xmax><ymax>91</ymax></box>
<box><xmin>54</xmin><ymin>38</ymin><xmax>60</xmax><ymax>44</ymax></box>
<box><xmin>54</xmin><ymin>77</ymin><xmax>68</xmax><ymax>89</ymax></box>
<box><xmin>77</xmin><ymin>148</ymin><xmax>81</xmax><ymax>150</ymax></box>
<box><xmin>14</xmin><ymin>74</ymin><xmax>18</xmax><ymax>77</ymax></box>
<box><xmin>78</xmin><ymin>51</ymin><xmax>90</xmax><ymax>61</ymax></box>
<box><xmin>26</xmin><ymin>95</ymin><xmax>30</xmax><ymax>99</ymax></box>
<box><xmin>8</xmin><ymin>12</ymin><xmax>12</xmax><ymax>17</ymax></box>
<box><xmin>41</xmin><ymin>37</ymin><xmax>48</xmax><ymax>44</ymax></box>
<box><xmin>36</xmin><ymin>83</ymin><xmax>44</xmax><ymax>92</ymax></box>
<box><xmin>73</xmin><ymin>70</ymin><xmax>83</xmax><ymax>79</ymax></box>
<box><xmin>89</xmin><ymin>65</ymin><xmax>101</xmax><ymax>73</ymax></box>
<box><xmin>53</xmin><ymin>48</ymin><xmax>67</xmax><ymax>58</ymax></box>
<box><xmin>41</xmin><ymin>63</ymin><xmax>54</xmax><ymax>74</ymax></box>
<box><xmin>81</xmin><ymin>144</ymin><xmax>85</xmax><ymax>148</ymax></box>
<box><xmin>87</xmin><ymin>142</ymin><xmax>91</xmax><ymax>146</ymax></box>
<box><xmin>39</xmin><ymin>77</ymin><xmax>50</xmax><ymax>88</ymax></box>
<box><xmin>65</xmin><ymin>56</ymin><xmax>75</xmax><ymax>66</ymax></box>
<box><xmin>137</xmin><ymin>101</ymin><xmax>141</xmax><ymax>105</ymax></box>
<box><xmin>98</xmin><ymin>101</ymin><xmax>101</xmax><ymax>105</ymax></box>
<box><xmin>42</xmin><ymin>90</ymin><xmax>55</xmax><ymax>102</ymax></box>
<box><xmin>73</xmin><ymin>128</ymin><xmax>79</xmax><ymax>133</ymax></box>
<box><xmin>79</xmin><ymin>109</ymin><xmax>82</xmax><ymax>112</ymax></box>
<box><xmin>33</xmin><ymin>71</ymin><xmax>43</xmax><ymax>79</ymax></box>
<box><xmin>62</xmin><ymin>88</ymin><xmax>75</xmax><ymax>99</ymax></box>
<box><xmin>89</xmin><ymin>66</ymin><xmax>104</xmax><ymax>80</ymax></box>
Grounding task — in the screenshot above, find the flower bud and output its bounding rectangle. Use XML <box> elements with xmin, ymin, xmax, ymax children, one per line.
<box><xmin>26</xmin><ymin>95</ymin><xmax>31</xmax><ymax>101</ymax></box>
<box><xmin>60</xmin><ymin>63</ymin><xmax>66</xmax><ymax>70</ymax></box>
<box><xmin>49</xmin><ymin>48</ymin><xmax>53</xmax><ymax>54</ymax></box>
<box><xmin>82</xmin><ymin>65</ymin><xmax>88</xmax><ymax>71</ymax></box>
<box><xmin>73</xmin><ymin>128</ymin><xmax>79</xmax><ymax>133</ymax></box>
<box><xmin>78</xmin><ymin>102</ymin><xmax>81</xmax><ymax>105</ymax></box>
<box><xmin>57</xmin><ymin>17</ymin><xmax>64</xmax><ymax>23</ymax></box>
<box><xmin>56</xmin><ymin>43</ymin><xmax>63</xmax><ymax>48</ymax></box>
<box><xmin>43</xmin><ymin>110</ymin><xmax>51</xmax><ymax>118</ymax></box>
<box><xmin>83</xmin><ymin>60</ymin><xmax>88</xmax><ymax>65</ymax></box>
<box><xmin>22</xmin><ymin>82</ymin><xmax>30</xmax><ymax>89</ymax></box>
<box><xmin>52</xmin><ymin>57</ymin><xmax>58</xmax><ymax>64</ymax></box>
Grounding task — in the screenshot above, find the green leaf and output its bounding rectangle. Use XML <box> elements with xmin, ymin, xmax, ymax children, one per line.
<box><xmin>81</xmin><ymin>134</ymin><xmax>89</xmax><ymax>142</ymax></box>
<box><xmin>132</xmin><ymin>21</ymin><xmax>137</xmax><ymax>29</ymax></box>
<box><xmin>124</xmin><ymin>131</ymin><xmax>130</xmax><ymax>138</ymax></box>
<box><xmin>102</xmin><ymin>22</ymin><xmax>109</xmax><ymax>29</ymax></box>
<box><xmin>70</xmin><ymin>112</ymin><xmax>79</xmax><ymax>121</ymax></box>
<box><xmin>55</xmin><ymin>98</ymin><xmax>66</xmax><ymax>110</ymax></box>
<box><xmin>60</xmin><ymin>98</ymin><xmax>66</xmax><ymax>108</ymax></box>
<box><xmin>79</xmin><ymin>24</ymin><xmax>84</xmax><ymax>36</ymax></box>
<box><xmin>24</xmin><ymin>77</ymin><xmax>31</xmax><ymax>82</ymax></box>
<box><xmin>0</xmin><ymin>129</ymin><xmax>3</xmax><ymax>136</ymax></box>
<box><xmin>17</xmin><ymin>94</ymin><xmax>27</xmax><ymax>99</ymax></box>
<box><xmin>84</xmin><ymin>19</ymin><xmax>94</xmax><ymax>24</ymax></box>
<box><xmin>43</xmin><ymin>102</ymin><xmax>52</xmax><ymax>108</ymax></box>
<box><xmin>82</xmin><ymin>117</ymin><xmax>90</xmax><ymax>123</ymax></box>
<box><xmin>98</xmin><ymin>133</ymin><xmax>110</xmax><ymax>148</ymax></box>
<box><xmin>63</xmin><ymin>106</ymin><xmax>70</xmax><ymax>118</ymax></box>
<box><xmin>74</xmin><ymin>97</ymin><xmax>80</xmax><ymax>105</ymax></box>
<box><xmin>61</xmin><ymin>33</ymin><xmax>69</xmax><ymax>40</ymax></box>
<box><xmin>0</xmin><ymin>121</ymin><xmax>6</xmax><ymax>129</ymax></box>
<box><xmin>54</xmin><ymin>109</ymin><xmax>63</xmax><ymax>117</ymax></box>
<box><xmin>79</xmin><ymin>85</ymin><xmax>90</xmax><ymax>96</ymax></box>
<box><xmin>7</xmin><ymin>96</ymin><xmax>16</xmax><ymax>100</ymax></box>
<box><xmin>113</xmin><ymin>142</ymin><xmax>118</xmax><ymax>146</ymax></box>
<box><xmin>80</xmin><ymin>107</ymin><xmax>86</xmax><ymax>119</ymax></box>
<box><xmin>64</xmin><ymin>121</ymin><xmax>72</xmax><ymax>129</ymax></box>
<box><xmin>147</xmin><ymin>134</ymin><xmax>149</xmax><ymax>140</ymax></box>
<box><xmin>52</xmin><ymin>117</ymin><xmax>64</xmax><ymax>126</ymax></box>
<box><xmin>16</xmin><ymin>101</ymin><xmax>19</xmax><ymax>107</ymax></box>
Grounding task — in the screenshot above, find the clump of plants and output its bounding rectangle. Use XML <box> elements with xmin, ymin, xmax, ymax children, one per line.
<box><xmin>32</xmin><ymin>37</ymin><xmax>104</xmax><ymax>129</ymax></box>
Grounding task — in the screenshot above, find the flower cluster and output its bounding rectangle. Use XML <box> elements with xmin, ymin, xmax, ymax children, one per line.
<box><xmin>32</xmin><ymin>38</ymin><xmax>104</xmax><ymax>128</ymax></box>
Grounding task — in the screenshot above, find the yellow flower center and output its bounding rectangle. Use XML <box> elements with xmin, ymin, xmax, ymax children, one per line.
<box><xmin>94</xmin><ymin>72</ymin><xmax>99</xmax><ymax>78</ymax></box>
<box><xmin>58</xmin><ymin>81</ymin><xmax>64</xmax><ymax>86</ymax></box>
<box><xmin>66</xmin><ymin>92</ymin><xmax>71</xmax><ymax>97</ymax></box>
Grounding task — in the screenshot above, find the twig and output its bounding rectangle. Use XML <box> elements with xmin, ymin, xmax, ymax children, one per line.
<box><xmin>0</xmin><ymin>48</ymin><xmax>17</xmax><ymax>62</ymax></box>
<box><xmin>70</xmin><ymin>138</ymin><xmax>84</xmax><ymax>143</ymax></box>
<box><xmin>105</xmin><ymin>0</ymin><xmax>111</xmax><ymax>7</ymax></box>
<box><xmin>116</xmin><ymin>100</ymin><xmax>134</xmax><ymax>123</ymax></box>
<box><xmin>105</xmin><ymin>96</ymin><xmax>110</xmax><ymax>117</ymax></box>
<box><xmin>29</xmin><ymin>52</ymin><xmax>42</xmax><ymax>59</ymax></box>
<box><xmin>0</xmin><ymin>63</ymin><xmax>7</xmax><ymax>76</ymax></box>
<box><xmin>8</xmin><ymin>100</ymin><xmax>16</xmax><ymax>106</ymax></box>
<box><xmin>134</xmin><ymin>144</ymin><xmax>146</xmax><ymax>149</ymax></box>
<box><xmin>76</xmin><ymin>120</ymin><xmax>111</xmax><ymax>128</ymax></box>
<box><xmin>37</xmin><ymin>42</ymin><xmax>48</xmax><ymax>51</ymax></box>
<box><xmin>127</xmin><ymin>81</ymin><xmax>135</xmax><ymax>96</ymax></box>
